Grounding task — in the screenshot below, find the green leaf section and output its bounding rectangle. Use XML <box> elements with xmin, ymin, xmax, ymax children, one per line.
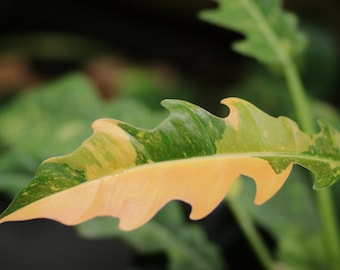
<box><xmin>117</xmin><ymin>99</ymin><xmax>226</xmax><ymax>164</ymax></box>
<box><xmin>78</xmin><ymin>202</ymin><xmax>222</xmax><ymax>270</ymax></box>
<box><xmin>0</xmin><ymin>73</ymin><xmax>221</xmax><ymax>268</ymax></box>
<box><xmin>7</xmin><ymin>163</ymin><xmax>86</xmax><ymax>210</ymax></box>
<box><xmin>2</xmin><ymin>97</ymin><xmax>340</xmax><ymax>220</ymax></box>
<box><xmin>200</xmin><ymin>0</ymin><xmax>306</xmax><ymax>66</ymax></box>
<box><xmin>216</xmin><ymin>99</ymin><xmax>340</xmax><ymax>189</ymax></box>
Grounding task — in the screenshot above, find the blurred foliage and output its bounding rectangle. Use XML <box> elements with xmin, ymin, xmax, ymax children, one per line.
<box><xmin>200</xmin><ymin>0</ymin><xmax>307</xmax><ymax>67</ymax></box>
<box><xmin>226</xmin><ymin>20</ymin><xmax>340</xmax><ymax>125</ymax></box>
<box><xmin>0</xmin><ymin>0</ymin><xmax>340</xmax><ymax>269</ymax></box>
<box><xmin>229</xmin><ymin>169</ymin><xmax>327</xmax><ymax>269</ymax></box>
<box><xmin>0</xmin><ymin>73</ymin><xmax>168</xmax><ymax>195</ymax></box>
<box><xmin>114</xmin><ymin>66</ymin><xmax>197</xmax><ymax>110</ymax></box>
<box><xmin>79</xmin><ymin>203</ymin><xmax>222</xmax><ymax>270</ymax></box>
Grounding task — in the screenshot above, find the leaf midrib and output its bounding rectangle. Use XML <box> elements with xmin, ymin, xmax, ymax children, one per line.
<box><xmin>138</xmin><ymin>152</ymin><xmax>340</xmax><ymax>166</ymax></box>
<box><xmin>239</xmin><ymin>0</ymin><xmax>290</xmax><ymax>65</ymax></box>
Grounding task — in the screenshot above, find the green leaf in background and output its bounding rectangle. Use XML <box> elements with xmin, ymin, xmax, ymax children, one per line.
<box><xmin>0</xmin><ymin>73</ymin><xmax>166</xmax><ymax>196</ymax></box>
<box><xmin>0</xmin><ymin>73</ymin><xmax>100</xmax><ymax>160</ymax></box>
<box><xmin>200</xmin><ymin>0</ymin><xmax>307</xmax><ymax>66</ymax></box>
<box><xmin>114</xmin><ymin>66</ymin><xmax>195</xmax><ymax>110</ymax></box>
<box><xmin>78</xmin><ymin>202</ymin><xmax>222</xmax><ymax>270</ymax></box>
<box><xmin>1</xmin><ymin>97</ymin><xmax>340</xmax><ymax>231</ymax></box>
<box><xmin>226</xmin><ymin>63</ymin><xmax>340</xmax><ymax>129</ymax></box>
<box><xmin>0</xmin><ymin>73</ymin><xmax>99</xmax><ymax>196</ymax></box>
<box><xmin>229</xmin><ymin>168</ymin><xmax>328</xmax><ymax>269</ymax></box>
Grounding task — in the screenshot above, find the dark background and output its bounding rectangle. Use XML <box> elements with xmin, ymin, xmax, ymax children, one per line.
<box><xmin>0</xmin><ymin>1</ymin><xmax>339</xmax><ymax>269</ymax></box>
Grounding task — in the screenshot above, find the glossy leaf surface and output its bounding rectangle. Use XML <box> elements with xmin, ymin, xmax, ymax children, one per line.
<box><xmin>1</xmin><ymin>98</ymin><xmax>339</xmax><ymax>230</ymax></box>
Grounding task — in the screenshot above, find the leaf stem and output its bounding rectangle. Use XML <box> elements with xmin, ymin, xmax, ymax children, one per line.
<box><xmin>245</xmin><ymin>0</ymin><xmax>340</xmax><ymax>263</ymax></box>
<box><xmin>234</xmin><ymin>1</ymin><xmax>340</xmax><ymax>267</ymax></box>
<box><xmin>315</xmin><ymin>189</ymin><xmax>340</xmax><ymax>268</ymax></box>
<box><xmin>227</xmin><ymin>198</ymin><xmax>274</xmax><ymax>270</ymax></box>
<box><xmin>283</xmin><ymin>55</ymin><xmax>340</xmax><ymax>269</ymax></box>
<box><xmin>282</xmin><ymin>60</ymin><xmax>315</xmax><ymax>133</ymax></box>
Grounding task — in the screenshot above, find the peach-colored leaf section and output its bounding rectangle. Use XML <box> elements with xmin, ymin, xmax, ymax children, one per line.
<box><xmin>0</xmin><ymin>156</ymin><xmax>292</xmax><ymax>231</ymax></box>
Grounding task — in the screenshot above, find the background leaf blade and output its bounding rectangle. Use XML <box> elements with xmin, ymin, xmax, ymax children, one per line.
<box><xmin>200</xmin><ymin>0</ymin><xmax>307</xmax><ymax>66</ymax></box>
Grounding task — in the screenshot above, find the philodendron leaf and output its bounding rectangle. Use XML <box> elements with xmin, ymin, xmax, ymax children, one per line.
<box><xmin>1</xmin><ymin>98</ymin><xmax>340</xmax><ymax>230</ymax></box>
<box><xmin>200</xmin><ymin>0</ymin><xmax>306</xmax><ymax>65</ymax></box>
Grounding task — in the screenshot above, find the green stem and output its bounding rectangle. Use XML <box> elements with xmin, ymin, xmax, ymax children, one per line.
<box><xmin>283</xmin><ymin>62</ymin><xmax>315</xmax><ymax>133</ymax></box>
<box><xmin>251</xmin><ymin>0</ymin><xmax>340</xmax><ymax>261</ymax></box>
<box><xmin>315</xmin><ymin>189</ymin><xmax>340</xmax><ymax>268</ymax></box>
<box><xmin>283</xmin><ymin>58</ymin><xmax>340</xmax><ymax>269</ymax></box>
<box><xmin>227</xmin><ymin>198</ymin><xmax>274</xmax><ymax>270</ymax></box>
